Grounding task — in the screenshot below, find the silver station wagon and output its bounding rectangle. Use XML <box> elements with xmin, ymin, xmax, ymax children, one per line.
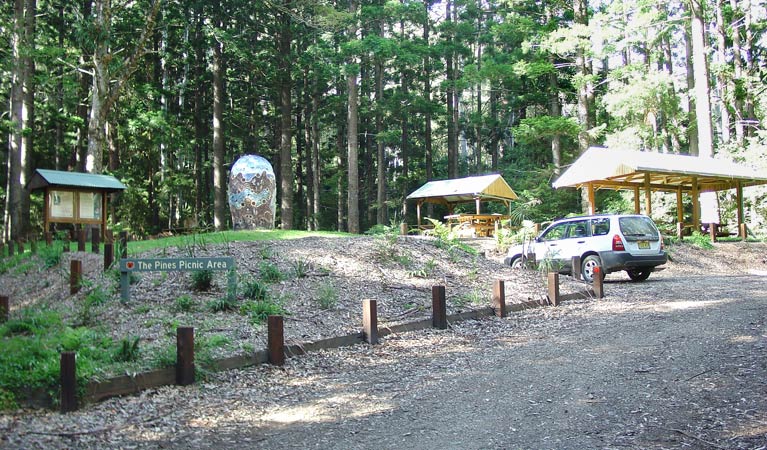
<box><xmin>504</xmin><ymin>214</ymin><xmax>668</xmax><ymax>282</ymax></box>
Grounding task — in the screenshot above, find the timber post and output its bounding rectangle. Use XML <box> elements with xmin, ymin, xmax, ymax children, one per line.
<box><xmin>362</xmin><ymin>299</ymin><xmax>379</xmax><ymax>345</ymax></box>
<box><xmin>268</xmin><ymin>315</ymin><xmax>285</xmax><ymax>366</ymax></box>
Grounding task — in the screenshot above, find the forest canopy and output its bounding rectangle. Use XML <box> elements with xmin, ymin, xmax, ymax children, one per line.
<box><xmin>2</xmin><ymin>0</ymin><xmax>766</xmax><ymax>240</ymax></box>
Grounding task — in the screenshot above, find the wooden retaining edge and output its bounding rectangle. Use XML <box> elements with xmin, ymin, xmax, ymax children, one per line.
<box><xmin>40</xmin><ymin>295</ymin><xmax>581</xmax><ymax>408</ymax></box>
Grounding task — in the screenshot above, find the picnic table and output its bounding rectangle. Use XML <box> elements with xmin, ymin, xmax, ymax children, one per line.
<box><xmin>444</xmin><ymin>213</ymin><xmax>509</xmax><ymax>237</ymax></box>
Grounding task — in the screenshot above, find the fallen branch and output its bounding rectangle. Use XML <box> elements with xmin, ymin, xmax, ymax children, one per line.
<box><xmin>649</xmin><ymin>425</ymin><xmax>727</xmax><ymax>449</ymax></box>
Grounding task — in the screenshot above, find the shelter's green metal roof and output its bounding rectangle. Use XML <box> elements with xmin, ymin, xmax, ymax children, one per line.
<box><xmin>406</xmin><ymin>174</ymin><xmax>518</xmax><ymax>205</ymax></box>
<box><xmin>27</xmin><ymin>169</ymin><xmax>127</xmax><ymax>192</ymax></box>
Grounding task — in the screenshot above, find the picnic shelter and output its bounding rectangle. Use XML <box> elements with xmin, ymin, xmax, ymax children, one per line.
<box><xmin>552</xmin><ymin>147</ymin><xmax>767</xmax><ymax>238</ymax></box>
<box><xmin>406</xmin><ymin>174</ymin><xmax>518</xmax><ymax>237</ymax></box>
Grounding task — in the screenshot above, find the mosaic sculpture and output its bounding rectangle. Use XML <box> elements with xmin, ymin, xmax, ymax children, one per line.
<box><xmin>228</xmin><ymin>155</ymin><xmax>276</xmax><ymax>230</ymax></box>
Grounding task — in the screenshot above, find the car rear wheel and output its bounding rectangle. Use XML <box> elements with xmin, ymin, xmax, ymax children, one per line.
<box><xmin>626</xmin><ymin>269</ymin><xmax>651</xmax><ymax>281</ymax></box>
<box><xmin>581</xmin><ymin>255</ymin><xmax>604</xmax><ymax>282</ymax></box>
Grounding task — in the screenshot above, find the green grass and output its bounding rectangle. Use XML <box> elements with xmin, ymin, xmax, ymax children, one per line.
<box><xmin>126</xmin><ymin>230</ymin><xmax>350</xmax><ymax>255</ymax></box>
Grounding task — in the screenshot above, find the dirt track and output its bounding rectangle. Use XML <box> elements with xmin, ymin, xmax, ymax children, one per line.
<box><xmin>2</xmin><ymin>242</ymin><xmax>767</xmax><ymax>449</ymax></box>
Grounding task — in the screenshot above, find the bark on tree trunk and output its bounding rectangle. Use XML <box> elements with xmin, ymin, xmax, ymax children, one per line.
<box><xmin>278</xmin><ymin>1</ymin><xmax>294</xmax><ymax>230</ymax></box>
<box><xmin>211</xmin><ymin>21</ymin><xmax>227</xmax><ymax>231</ymax></box>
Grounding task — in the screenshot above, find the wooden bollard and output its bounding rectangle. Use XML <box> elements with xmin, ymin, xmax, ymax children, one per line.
<box><xmin>77</xmin><ymin>229</ymin><xmax>86</xmax><ymax>252</ymax></box>
<box><xmin>400</xmin><ymin>222</ymin><xmax>408</xmax><ymax>236</ymax></box>
<box><xmin>492</xmin><ymin>279</ymin><xmax>506</xmax><ymax>318</ymax></box>
<box><xmin>547</xmin><ymin>272</ymin><xmax>560</xmax><ymax>306</ymax></box>
<box><xmin>45</xmin><ymin>232</ymin><xmax>53</xmax><ymax>246</ymax></box>
<box><xmin>572</xmin><ymin>256</ymin><xmax>582</xmax><ymax>280</ymax></box>
<box><xmin>267</xmin><ymin>315</ymin><xmax>285</xmax><ymax>366</ymax></box>
<box><xmin>91</xmin><ymin>228</ymin><xmax>100</xmax><ymax>254</ymax></box>
<box><xmin>709</xmin><ymin>223</ymin><xmax>717</xmax><ymax>243</ymax></box>
<box><xmin>432</xmin><ymin>285</ymin><xmax>447</xmax><ymax>329</ymax></box>
<box><xmin>593</xmin><ymin>266</ymin><xmax>604</xmax><ymax>299</ymax></box>
<box><xmin>176</xmin><ymin>327</ymin><xmax>195</xmax><ymax>386</ymax></box>
<box><xmin>60</xmin><ymin>351</ymin><xmax>78</xmax><ymax>413</ymax></box>
<box><xmin>362</xmin><ymin>299</ymin><xmax>379</xmax><ymax>344</ymax></box>
<box><xmin>676</xmin><ymin>222</ymin><xmax>684</xmax><ymax>240</ymax></box>
<box><xmin>70</xmin><ymin>260</ymin><xmax>82</xmax><ymax>295</ymax></box>
<box><xmin>0</xmin><ymin>295</ymin><xmax>8</xmax><ymax>323</ymax></box>
<box><xmin>104</xmin><ymin>243</ymin><xmax>114</xmax><ymax>271</ymax></box>
<box><xmin>119</xmin><ymin>231</ymin><xmax>128</xmax><ymax>258</ymax></box>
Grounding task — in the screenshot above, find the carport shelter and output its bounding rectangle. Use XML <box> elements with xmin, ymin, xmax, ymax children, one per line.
<box><xmin>406</xmin><ymin>174</ymin><xmax>518</xmax><ymax>229</ymax></box>
<box><xmin>552</xmin><ymin>147</ymin><xmax>767</xmax><ymax>238</ymax></box>
<box><xmin>27</xmin><ymin>169</ymin><xmax>127</xmax><ymax>237</ymax></box>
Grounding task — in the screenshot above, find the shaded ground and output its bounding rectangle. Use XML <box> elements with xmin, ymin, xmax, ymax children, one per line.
<box><xmin>1</xmin><ymin>240</ymin><xmax>767</xmax><ymax>449</ymax></box>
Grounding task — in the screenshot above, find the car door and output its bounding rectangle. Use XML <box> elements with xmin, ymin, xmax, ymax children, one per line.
<box><xmin>561</xmin><ymin>219</ymin><xmax>591</xmax><ymax>270</ymax></box>
<box><xmin>533</xmin><ymin>222</ymin><xmax>569</xmax><ymax>267</ymax></box>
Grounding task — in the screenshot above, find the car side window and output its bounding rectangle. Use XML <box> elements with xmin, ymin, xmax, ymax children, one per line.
<box><xmin>567</xmin><ymin>221</ymin><xmax>590</xmax><ymax>238</ymax></box>
<box><xmin>540</xmin><ymin>223</ymin><xmax>567</xmax><ymax>241</ymax></box>
<box><xmin>591</xmin><ymin>218</ymin><xmax>610</xmax><ymax>236</ymax></box>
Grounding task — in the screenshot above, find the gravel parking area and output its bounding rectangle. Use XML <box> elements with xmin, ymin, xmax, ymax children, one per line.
<box><xmin>2</xmin><ymin>240</ymin><xmax>766</xmax><ymax>449</ymax></box>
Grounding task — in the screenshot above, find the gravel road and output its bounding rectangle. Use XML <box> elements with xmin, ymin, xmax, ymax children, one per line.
<box><xmin>2</xmin><ymin>242</ymin><xmax>767</xmax><ymax>450</ymax></box>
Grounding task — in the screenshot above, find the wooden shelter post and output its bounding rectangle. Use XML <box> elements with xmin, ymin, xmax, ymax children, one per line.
<box><xmin>676</xmin><ymin>187</ymin><xmax>684</xmax><ymax>238</ymax></box>
<box><xmin>475</xmin><ymin>197</ymin><xmax>481</xmax><ymax>215</ymax></box>
<box><xmin>691</xmin><ymin>177</ymin><xmax>700</xmax><ymax>232</ymax></box>
<box><xmin>416</xmin><ymin>200</ymin><xmax>423</xmax><ymax>229</ymax></box>
<box><xmin>633</xmin><ymin>186</ymin><xmax>640</xmax><ymax>214</ymax></box>
<box><xmin>736</xmin><ymin>182</ymin><xmax>745</xmax><ymax>240</ymax></box>
<box><xmin>587</xmin><ymin>183</ymin><xmax>596</xmax><ymax>215</ymax></box>
<box><xmin>643</xmin><ymin>173</ymin><xmax>652</xmax><ymax>216</ymax></box>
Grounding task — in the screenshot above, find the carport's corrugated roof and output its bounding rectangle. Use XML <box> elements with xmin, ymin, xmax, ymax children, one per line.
<box><xmin>407</xmin><ymin>174</ymin><xmax>518</xmax><ymax>205</ymax></box>
<box><xmin>27</xmin><ymin>169</ymin><xmax>127</xmax><ymax>192</ymax></box>
<box><xmin>553</xmin><ymin>147</ymin><xmax>767</xmax><ymax>192</ymax></box>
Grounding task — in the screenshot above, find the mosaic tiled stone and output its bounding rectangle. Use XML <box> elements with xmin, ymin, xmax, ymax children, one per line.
<box><xmin>228</xmin><ymin>155</ymin><xmax>276</xmax><ymax>230</ymax></box>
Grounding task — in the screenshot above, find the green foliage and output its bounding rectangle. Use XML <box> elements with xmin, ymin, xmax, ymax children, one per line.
<box><xmin>241</xmin><ymin>277</ymin><xmax>270</xmax><ymax>301</ymax></box>
<box><xmin>114</xmin><ymin>337</ymin><xmax>141</xmax><ymax>362</ymax></box>
<box><xmin>207</xmin><ymin>296</ymin><xmax>238</xmax><ymax>313</ymax></box>
<box><xmin>686</xmin><ymin>231</ymin><xmax>714</xmax><ymax>250</ymax></box>
<box><xmin>174</xmin><ymin>295</ymin><xmax>196</xmax><ymax>312</ymax></box>
<box><xmin>258</xmin><ymin>261</ymin><xmax>284</xmax><ymax>283</ymax></box>
<box><xmin>316</xmin><ymin>282</ymin><xmax>338</xmax><ymax>310</ymax></box>
<box><xmin>372</xmin><ymin>222</ymin><xmax>401</xmax><ymax>261</ymax></box>
<box><xmin>190</xmin><ymin>269</ymin><xmax>214</xmax><ymax>291</ymax></box>
<box><xmin>291</xmin><ymin>258</ymin><xmax>311</xmax><ymax>278</ymax></box>
<box><xmin>38</xmin><ymin>243</ymin><xmax>63</xmax><ymax>268</ymax></box>
<box><xmin>240</xmin><ymin>299</ymin><xmax>286</xmax><ymax>325</ymax></box>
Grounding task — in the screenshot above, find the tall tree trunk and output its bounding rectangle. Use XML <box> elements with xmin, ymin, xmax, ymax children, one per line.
<box><xmin>549</xmin><ymin>55</ymin><xmax>561</xmax><ymax>175</ymax></box>
<box><xmin>278</xmin><ymin>0</ymin><xmax>294</xmax><ymax>230</ymax></box>
<box><xmin>19</xmin><ymin>0</ymin><xmax>35</xmax><ymax>236</ymax></box>
<box><xmin>574</xmin><ymin>0</ymin><xmax>594</xmax><ymax>212</ymax></box>
<box><xmin>684</xmin><ymin>20</ymin><xmax>699</xmax><ymax>156</ymax></box>
<box><xmin>375</xmin><ymin>41</ymin><xmax>386</xmax><ymax>225</ymax></box>
<box><xmin>423</xmin><ymin>0</ymin><xmax>434</xmax><ymax>219</ymax></box>
<box><xmin>715</xmin><ymin>0</ymin><xmax>731</xmax><ymax>144</ymax></box>
<box><xmin>311</xmin><ymin>91</ymin><xmax>321</xmax><ymax>231</ymax></box>
<box><xmin>346</xmin><ymin>0</ymin><xmax>360</xmax><ymax>234</ymax></box>
<box><xmin>6</xmin><ymin>0</ymin><xmax>24</xmax><ymax>242</ymax></box>
<box><xmin>730</xmin><ymin>0</ymin><xmax>744</xmax><ymax>143</ymax></box>
<box><xmin>211</xmin><ymin>14</ymin><xmax>227</xmax><ymax>230</ymax></box>
<box><xmin>445</xmin><ymin>0</ymin><xmax>458</xmax><ymax>179</ymax></box>
<box><xmin>689</xmin><ymin>0</ymin><xmax>714</xmax><ymax>158</ymax></box>
<box><xmin>303</xmin><ymin>69</ymin><xmax>313</xmax><ymax>230</ymax></box>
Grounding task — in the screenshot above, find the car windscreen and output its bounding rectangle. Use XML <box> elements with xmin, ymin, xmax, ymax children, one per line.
<box><xmin>618</xmin><ymin>216</ymin><xmax>660</xmax><ymax>239</ymax></box>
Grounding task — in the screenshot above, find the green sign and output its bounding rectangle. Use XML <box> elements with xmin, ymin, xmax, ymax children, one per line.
<box><xmin>119</xmin><ymin>257</ymin><xmax>236</xmax><ymax>301</ymax></box>
<box><xmin>120</xmin><ymin>257</ymin><xmax>234</xmax><ymax>272</ymax></box>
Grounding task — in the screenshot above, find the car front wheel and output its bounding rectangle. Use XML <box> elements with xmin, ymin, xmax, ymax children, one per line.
<box><xmin>626</xmin><ymin>269</ymin><xmax>651</xmax><ymax>281</ymax></box>
<box><xmin>581</xmin><ymin>255</ymin><xmax>604</xmax><ymax>282</ymax></box>
<box><xmin>509</xmin><ymin>256</ymin><xmax>523</xmax><ymax>269</ymax></box>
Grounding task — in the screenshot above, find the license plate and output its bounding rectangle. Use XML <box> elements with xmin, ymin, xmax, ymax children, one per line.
<box><xmin>638</xmin><ymin>240</ymin><xmax>650</xmax><ymax>249</ymax></box>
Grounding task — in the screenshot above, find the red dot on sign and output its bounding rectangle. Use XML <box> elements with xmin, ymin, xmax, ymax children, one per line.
<box><xmin>126</xmin><ymin>262</ymin><xmax>134</xmax><ymax>269</ymax></box>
